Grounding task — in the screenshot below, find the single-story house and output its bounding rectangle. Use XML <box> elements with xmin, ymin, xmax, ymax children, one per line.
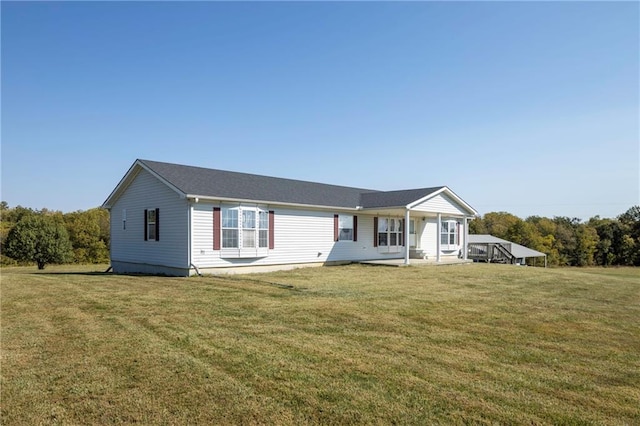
<box><xmin>468</xmin><ymin>234</ymin><xmax>547</xmax><ymax>267</ymax></box>
<box><xmin>102</xmin><ymin>159</ymin><xmax>479</xmax><ymax>276</ymax></box>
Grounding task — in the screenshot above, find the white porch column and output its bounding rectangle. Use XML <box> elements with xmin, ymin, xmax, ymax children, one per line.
<box><xmin>463</xmin><ymin>216</ymin><xmax>469</xmax><ymax>260</ymax></box>
<box><xmin>404</xmin><ymin>208</ymin><xmax>411</xmax><ymax>265</ymax></box>
<box><xmin>436</xmin><ymin>213</ymin><xmax>441</xmax><ymax>263</ymax></box>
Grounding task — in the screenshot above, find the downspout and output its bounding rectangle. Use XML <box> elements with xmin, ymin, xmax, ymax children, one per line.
<box><xmin>404</xmin><ymin>208</ymin><xmax>411</xmax><ymax>265</ymax></box>
<box><xmin>190</xmin><ymin>262</ymin><xmax>202</xmax><ymax>277</ymax></box>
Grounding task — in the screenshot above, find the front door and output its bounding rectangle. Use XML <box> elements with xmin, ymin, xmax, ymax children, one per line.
<box><xmin>409</xmin><ymin>219</ymin><xmax>416</xmax><ymax>248</ymax></box>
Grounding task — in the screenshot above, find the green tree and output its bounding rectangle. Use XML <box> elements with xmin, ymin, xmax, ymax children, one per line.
<box><xmin>618</xmin><ymin>234</ymin><xmax>637</xmax><ymax>266</ymax></box>
<box><xmin>482</xmin><ymin>212</ymin><xmax>521</xmax><ymax>240</ymax></box>
<box><xmin>4</xmin><ymin>214</ymin><xmax>73</xmax><ymax>269</ymax></box>
<box><xmin>552</xmin><ymin>217</ymin><xmax>581</xmax><ymax>266</ymax></box>
<box><xmin>618</xmin><ymin>206</ymin><xmax>640</xmax><ymax>265</ymax></box>
<box><xmin>574</xmin><ymin>224</ymin><xmax>599</xmax><ymax>266</ymax></box>
<box><xmin>526</xmin><ymin>216</ymin><xmax>559</xmax><ymax>265</ymax></box>
<box><xmin>468</xmin><ymin>217</ymin><xmax>487</xmax><ymax>235</ymax></box>
<box><xmin>64</xmin><ymin>208</ymin><xmax>110</xmax><ymax>263</ymax></box>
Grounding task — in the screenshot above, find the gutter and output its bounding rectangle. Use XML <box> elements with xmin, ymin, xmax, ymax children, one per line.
<box><xmin>185</xmin><ymin>194</ymin><xmax>361</xmax><ymax>213</ymax></box>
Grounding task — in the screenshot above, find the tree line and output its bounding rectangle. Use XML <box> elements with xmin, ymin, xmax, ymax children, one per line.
<box><xmin>1</xmin><ymin>201</ymin><xmax>639</xmax><ymax>268</ymax></box>
<box><xmin>1</xmin><ymin>202</ymin><xmax>109</xmax><ymax>268</ymax></box>
<box><xmin>469</xmin><ymin>207</ymin><xmax>640</xmax><ymax>266</ymax></box>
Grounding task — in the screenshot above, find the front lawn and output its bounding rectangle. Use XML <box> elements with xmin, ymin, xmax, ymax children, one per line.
<box><xmin>1</xmin><ymin>264</ymin><xmax>638</xmax><ymax>424</ymax></box>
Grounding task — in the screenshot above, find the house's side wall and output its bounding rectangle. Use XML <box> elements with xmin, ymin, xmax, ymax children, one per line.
<box><xmin>110</xmin><ymin>169</ymin><xmax>189</xmax><ymax>274</ymax></box>
<box><xmin>411</xmin><ymin>193</ymin><xmax>468</xmax><ymax>215</ymax></box>
<box><xmin>190</xmin><ymin>202</ymin><xmax>401</xmax><ymax>272</ymax></box>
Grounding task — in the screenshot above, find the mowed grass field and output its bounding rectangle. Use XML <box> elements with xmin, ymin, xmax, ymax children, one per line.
<box><xmin>1</xmin><ymin>264</ymin><xmax>638</xmax><ymax>425</ymax></box>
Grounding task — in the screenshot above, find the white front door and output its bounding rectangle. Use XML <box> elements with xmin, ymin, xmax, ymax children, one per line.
<box><xmin>409</xmin><ymin>219</ymin><xmax>416</xmax><ymax>248</ymax></box>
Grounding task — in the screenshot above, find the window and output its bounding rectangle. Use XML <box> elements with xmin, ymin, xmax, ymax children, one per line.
<box><xmin>334</xmin><ymin>215</ymin><xmax>357</xmax><ymax>241</ymax></box>
<box><xmin>259</xmin><ymin>211</ymin><xmax>268</xmax><ymax>248</ymax></box>
<box><xmin>219</xmin><ymin>206</ymin><xmax>270</xmax><ymax>251</ymax></box>
<box><xmin>338</xmin><ymin>214</ymin><xmax>353</xmax><ymax>241</ymax></box>
<box><xmin>242</xmin><ymin>210</ymin><xmax>256</xmax><ymax>248</ymax></box>
<box><xmin>145</xmin><ymin>208</ymin><xmax>159</xmax><ymax>241</ymax></box>
<box><xmin>378</xmin><ymin>218</ymin><xmax>389</xmax><ymax>246</ymax></box>
<box><xmin>222</xmin><ymin>208</ymin><xmax>239</xmax><ymax>248</ymax></box>
<box><xmin>122</xmin><ymin>209</ymin><xmax>127</xmax><ymax>230</ymax></box>
<box><xmin>441</xmin><ymin>220</ymin><xmax>459</xmax><ymax>247</ymax></box>
<box><xmin>377</xmin><ymin>218</ymin><xmax>403</xmax><ymax>247</ymax></box>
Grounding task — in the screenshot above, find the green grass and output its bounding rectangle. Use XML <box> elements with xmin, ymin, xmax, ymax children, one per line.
<box><xmin>1</xmin><ymin>264</ymin><xmax>638</xmax><ymax>424</ymax></box>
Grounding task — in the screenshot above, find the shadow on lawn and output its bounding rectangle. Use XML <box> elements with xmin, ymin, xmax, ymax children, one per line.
<box><xmin>36</xmin><ymin>271</ymin><xmax>114</xmax><ymax>276</ymax></box>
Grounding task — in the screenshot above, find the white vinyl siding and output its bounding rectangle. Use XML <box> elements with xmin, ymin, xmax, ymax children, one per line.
<box><xmin>417</xmin><ymin>217</ymin><xmax>465</xmax><ymax>259</ymax></box>
<box><xmin>110</xmin><ymin>169</ymin><xmax>188</xmax><ymax>269</ymax></box>
<box><xmin>191</xmin><ymin>204</ymin><xmax>401</xmax><ymax>269</ymax></box>
<box><xmin>411</xmin><ymin>193</ymin><xmax>468</xmax><ymax>215</ymax></box>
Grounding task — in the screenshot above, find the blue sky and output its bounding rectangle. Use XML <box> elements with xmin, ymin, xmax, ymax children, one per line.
<box><xmin>2</xmin><ymin>1</ymin><xmax>638</xmax><ymax>220</ymax></box>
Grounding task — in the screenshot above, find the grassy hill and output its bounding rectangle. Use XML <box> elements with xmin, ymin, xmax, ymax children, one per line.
<box><xmin>2</xmin><ymin>264</ymin><xmax>638</xmax><ymax>424</ymax></box>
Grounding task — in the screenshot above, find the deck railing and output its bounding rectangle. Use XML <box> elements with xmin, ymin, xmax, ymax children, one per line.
<box><xmin>468</xmin><ymin>242</ymin><xmax>516</xmax><ymax>264</ymax></box>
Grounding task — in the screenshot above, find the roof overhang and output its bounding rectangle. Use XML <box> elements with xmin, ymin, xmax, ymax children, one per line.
<box><xmin>102</xmin><ymin>160</ymin><xmax>186</xmax><ymax>209</ymax></box>
<box><xmin>185</xmin><ymin>194</ymin><xmax>361</xmax><ymax>213</ymax></box>
<box><xmin>406</xmin><ymin>186</ymin><xmax>478</xmax><ymax>216</ymax></box>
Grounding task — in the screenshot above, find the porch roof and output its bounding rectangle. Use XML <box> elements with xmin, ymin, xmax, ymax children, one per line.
<box><xmin>359</xmin><ymin>187</ymin><xmax>444</xmax><ymax>208</ymax></box>
<box><xmin>468</xmin><ymin>234</ymin><xmax>547</xmax><ymax>259</ymax></box>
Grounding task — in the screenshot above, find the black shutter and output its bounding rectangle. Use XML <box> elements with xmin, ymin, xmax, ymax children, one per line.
<box><xmin>334</xmin><ymin>214</ymin><xmax>339</xmax><ymax>242</ymax></box>
<box><xmin>373</xmin><ymin>217</ymin><xmax>378</xmax><ymax>247</ymax></box>
<box><xmin>353</xmin><ymin>215</ymin><xmax>358</xmax><ymax>242</ymax></box>
<box><xmin>144</xmin><ymin>209</ymin><xmax>148</xmax><ymax>241</ymax></box>
<box><xmin>155</xmin><ymin>208</ymin><xmax>160</xmax><ymax>241</ymax></box>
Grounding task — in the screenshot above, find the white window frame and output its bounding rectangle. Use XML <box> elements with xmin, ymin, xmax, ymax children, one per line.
<box><xmin>378</xmin><ymin>217</ymin><xmax>403</xmax><ymax>252</ymax></box>
<box><xmin>440</xmin><ymin>219</ymin><xmax>459</xmax><ymax>250</ymax></box>
<box><xmin>146</xmin><ymin>209</ymin><xmax>157</xmax><ymax>241</ymax></box>
<box><xmin>258</xmin><ymin>210</ymin><xmax>269</xmax><ymax>248</ymax></box>
<box><xmin>338</xmin><ymin>214</ymin><xmax>354</xmax><ymax>241</ymax></box>
<box><xmin>222</xmin><ymin>208</ymin><xmax>239</xmax><ymax>248</ymax></box>
<box><xmin>220</xmin><ymin>205</ymin><xmax>269</xmax><ymax>258</ymax></box>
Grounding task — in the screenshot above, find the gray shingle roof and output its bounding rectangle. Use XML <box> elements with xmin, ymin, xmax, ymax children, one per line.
<box><xmin>359</xmin><ymin>187</ymin><xmax>445</xmax><ymax>209</ymax></box>
<box><xmin>123</xmin><ymin>160</ymin><xmax>454</xmax><ymax>211</ymax></box>
<box><xmin>140</xmin><ymin>159</ymin><xmax>378</xmax><ymax>208</ymax></box>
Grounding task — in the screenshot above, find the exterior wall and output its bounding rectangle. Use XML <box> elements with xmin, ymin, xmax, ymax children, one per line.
<box><xmin>418</xmin><ymin>218</ymin><xmax>438</xmax><ymax>258</ymax></box>
<box><xmin>417</xmin><ymin>216</ymin><xmax>467</xmax><ymax>259</ymax></box>
<box><xmin>110</xmin><ymin>169</ymin><xmax>189</xmax><ymax>273</ymax></box>
<box><xmin>411</xmin><ymin>193</ymin><xmax>468</xmax><ymax>215</ymax></box>
<box><xmin>190</xmin><ymin>202</ymin><xmax>404</xmax><ymax>272</ymax></box>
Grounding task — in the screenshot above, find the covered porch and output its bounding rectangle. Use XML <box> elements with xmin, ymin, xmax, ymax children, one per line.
<box><xmin>403</xmin><ymin>211</ymin><xmax>474</xmax><ymax>265</ymax></box>
<box><xmin>357</xmin><ymin>186</ymin><xmax>479</xmax><ymax>266</ymax></box>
